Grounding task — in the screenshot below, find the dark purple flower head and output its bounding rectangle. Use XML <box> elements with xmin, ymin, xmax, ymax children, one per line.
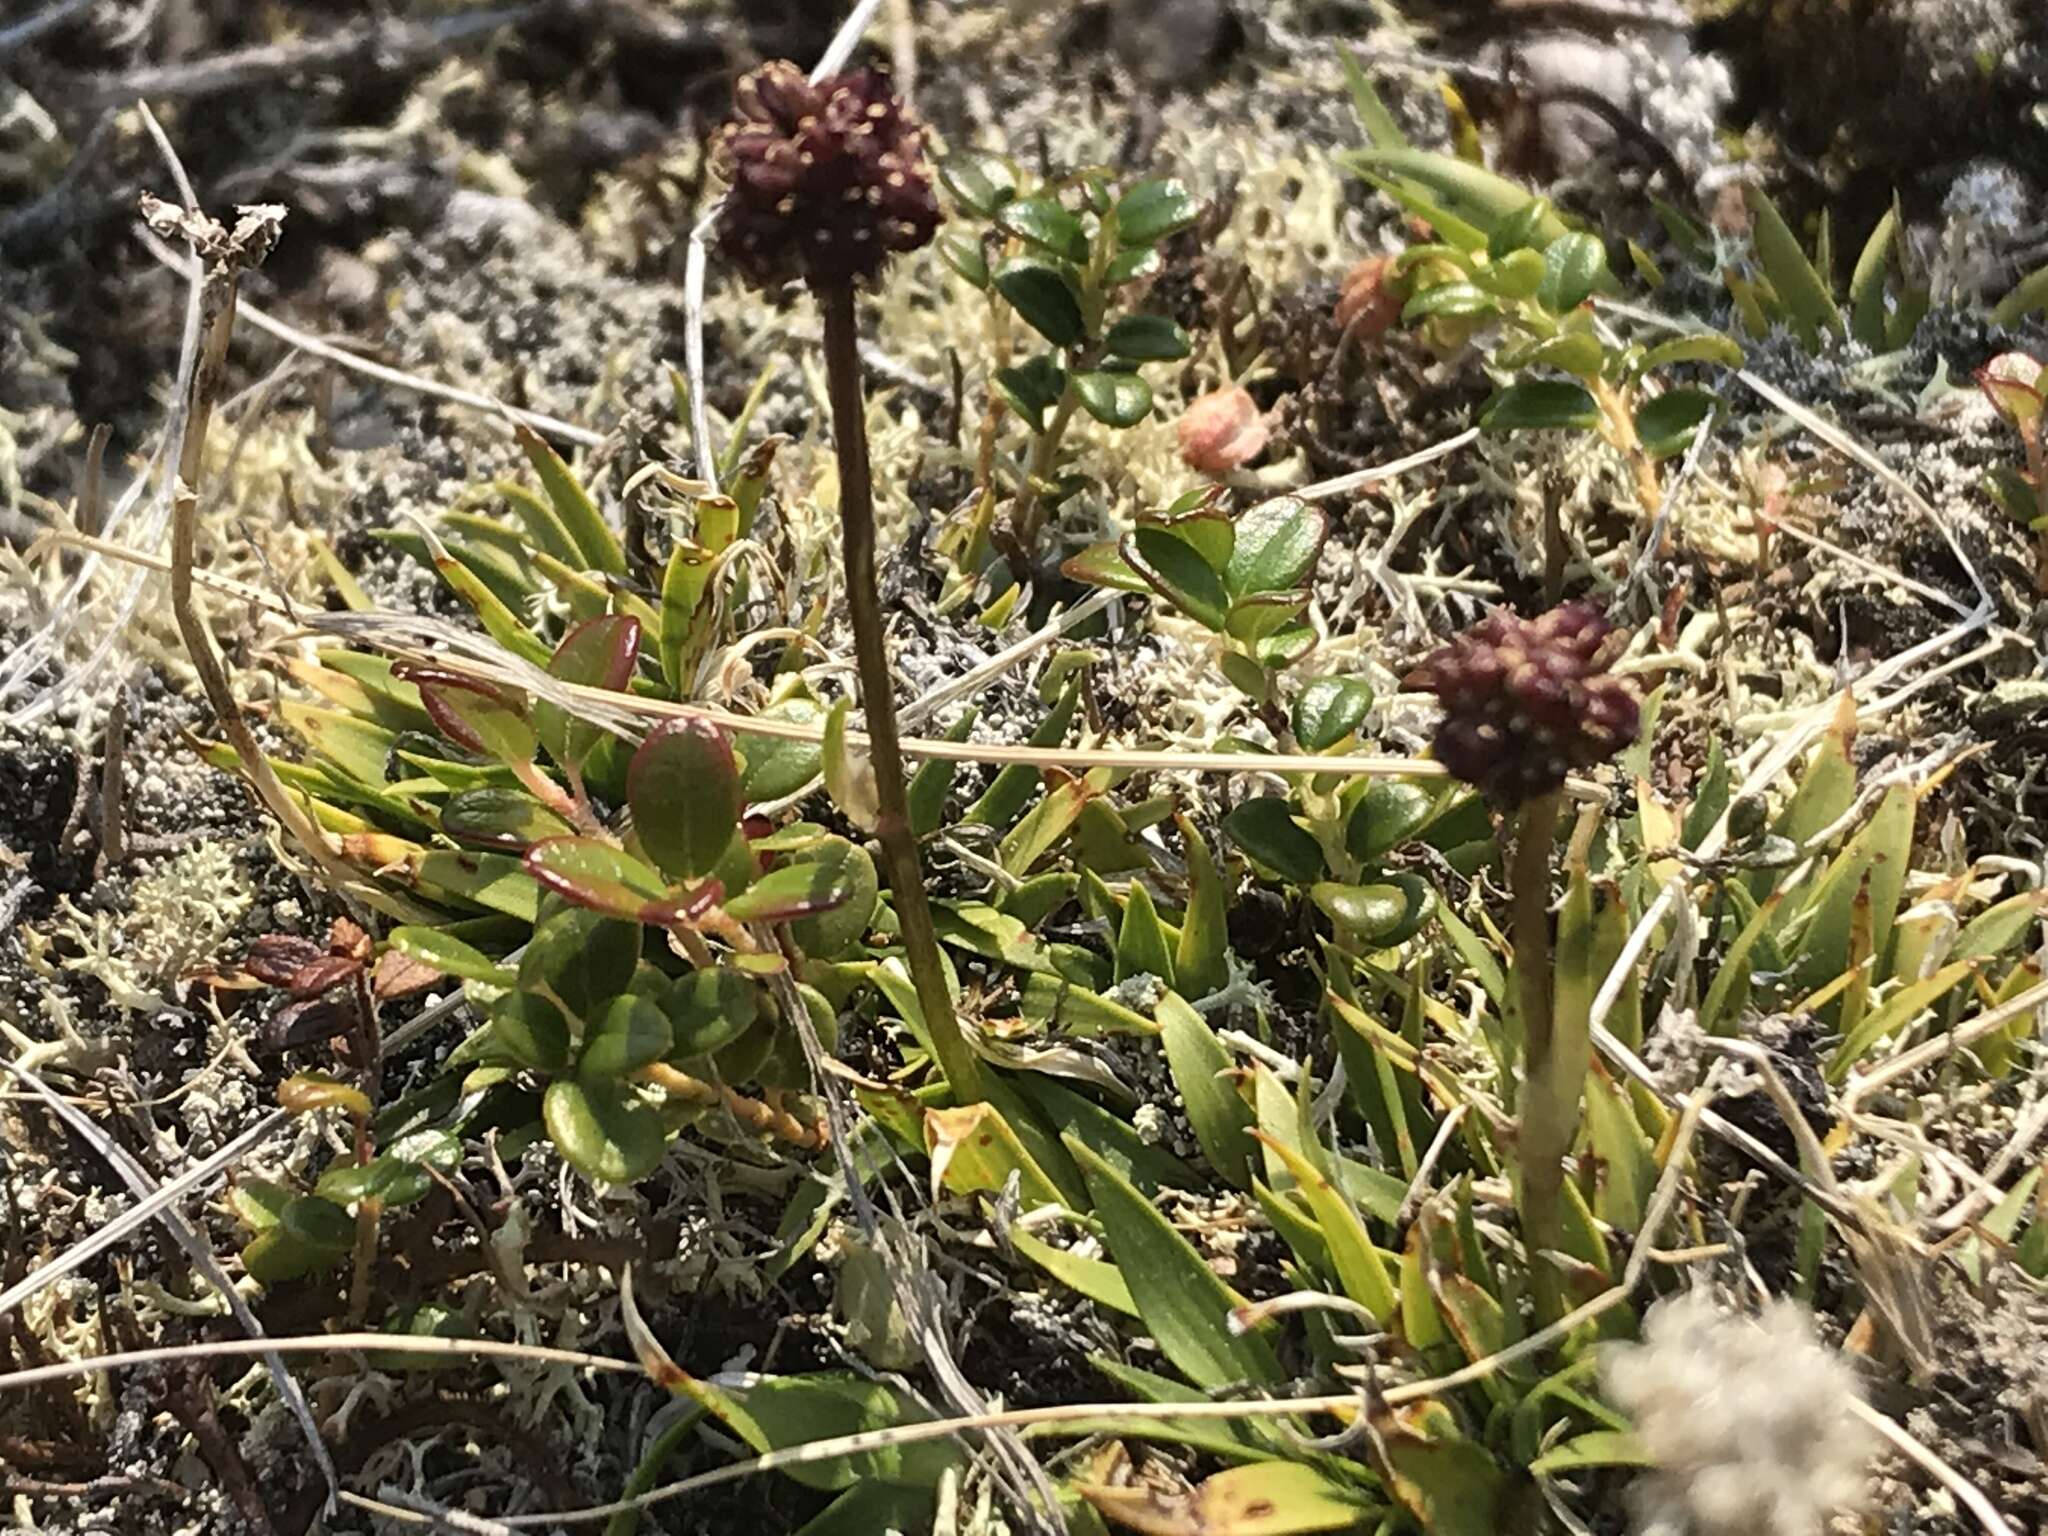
<box><xmin>713</xmin><ymin>60</ymin><xmax>942</xmax><ymax>291</ymax></box>
<box><xmin>1406</xmin><ymin>604</ymin><xmax>1639</xmax><ymax>809</ymax></box>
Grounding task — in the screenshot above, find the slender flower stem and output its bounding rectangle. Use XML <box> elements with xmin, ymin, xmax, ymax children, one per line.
<box><xmin>1511</xmin><ymin>789</ymin><xmax>1566</xmax><ymax>1325</ymax></box>
<box><xmin>817</xmin><ymin>282</ymin><xmax>986</xmax><ymax>1103</ymax></box>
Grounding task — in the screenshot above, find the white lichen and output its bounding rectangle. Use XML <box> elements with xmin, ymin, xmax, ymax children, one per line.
<box><xmin>50</xmin><ymin>841</ymin><xmax>254</xmax><ymax>1013</ymax></box>
<box><xmin>1602</xmin><ymin>1290</ymin><xmax>1874</xmax><ymax>1536</ymax></box>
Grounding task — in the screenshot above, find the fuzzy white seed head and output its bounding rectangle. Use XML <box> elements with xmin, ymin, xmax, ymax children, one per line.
<box><xmin>1601</xmin><ymin>1291</ymin><xmax>1874</xmax><ymax>1536</ymax></box>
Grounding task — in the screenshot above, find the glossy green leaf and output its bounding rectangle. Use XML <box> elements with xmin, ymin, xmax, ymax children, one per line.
<box><xmin>736</xmin><ymin>693</ymin><xmax>826</xmax><ymax>802</ymax></box>
<box><xmin>994</xmin><ymin>194</ymin><xmax>1084</xmax><ymax>258</ymax></box>
<box><xmin>521</xmin><ymin>903</ymin><xmax>641</xmax><ymax>1018</ymax></box>
<box><xmin>543</xmin><ymin>1077</ymin><xmax>666</xmax><ymax>1184</ymax></box>
<box><xmin>1067</xmin><ymin>1133</ymin><xmax>1283</xmax><ymax>1390</ymax></box>
<box><xmin>1635</xmin><ymin>388</ymin><xmax>1716</xmax><ymax>459</ymax></box>
<box><xmin>525</xmin><ymin>837</ymin><xmax>691</xmax><ymax>925</ymax></box>
<box><xmin>1638</xmin><ymin>332</ymin><xmax>1746</xmax><ymax>374</ymax></box>
<box><xmin>578</xmin><ymin>993</ymin><xmax>673</xmax><ymax>1079</ymax></box>
<box><xmin>1480</xmin><ymin>380</ymin><xmax>1599</xmax><ymax>432</ymax></box>
<box><xmin>938</xmin><ymin>152</ymin><xmax>1017</xmax><ymax>217</ymax></box>
<box><xmin>1074</xmin><ymin>370</ymin><xmax>1155</xmax><ymax>428</ymax></box>
<box><xmin>387</xmin><ymin>927</ymin><xmax>515</xmax><ymax>987</ymax></box>
<box><xmin>1223</xmin><ymin>798</ymin><xmax>1325</xmax><ymax>883</ymax></box>
<box><xmin>936</xmin><ymin>232</ymin><xmax>989</xmax><ymax>289</ymax></box>
<box><xmin>1116</xmin><ymin>178</ymin><xmax>1200</xmax><ymax>247</ymax></box>
<box><xmin>994</xmin><ymin>352</ymin><xmax>1070</xmax><ymax>433</ymax></box>
<box><xmin>491</xmin><ymin>991</ymin><xmax>572</xmax><ymax>1072</ymax></box>
<box><xmin>1125</xmin><ymin>526</ymin><xmax>1230</xmax><ymax>631</ymax></box>
<box><xmin>1346</xmin><ymin>780</ymin><xmax>1437</xmax><ymax>861</ymax></box>
<box><xmin>629</xmin><ymin>718</ymin><xmax>742</xmax><ymax>881</ymax></box>
<box><xmin>1291</xmin><ymin>677</ymin><xmax>1374</xmax><ymax>751</ymax></box>
<box><xmin>1401</xmin><ymin>280</ymin><xmax>1496</xmax><ymax>321</ymax></box>
<box><xmin>1537</xmin><ymin>231</ymin><xmax>1607</xmax><ymax>312</ymax></box>
<box><xmin>280</xmin><ymin>1194</ymin><xmax>354</xmax><ymax>1254</ymax></box>
<box><xmin>994</xmin><ymin>259</ymin><xmax>1085</xmax><ymax>348</ymax></box>
<box><xmin>1060</xmin><ymin>537</ymin><xmax>1150</xmax><ymax>594</ymax></box>
<box><xmin>1224</xmin><ymin>497</ymin><xmax>1326</xmax><ymax>599</ymax></box>
<box><xmin>1311</xmin><ymin>875</ymin><xmax>1436</xmax><ymax>945</ymax></box>
<box><xmin>1103</xmin><ymin>313</ymin><xmax>1192</xmax><ymax>362</ymax></box>
<box><xmin>1157</xmin><ymin>992</ymin><xmax>1255</xmax><ymax>1191</ymax></box>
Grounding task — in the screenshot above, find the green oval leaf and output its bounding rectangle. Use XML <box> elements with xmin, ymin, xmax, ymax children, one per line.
<box><xmin>993</xmin><ymin>259</ymin><xmax>1085</xmax><ymax>348</ymax></box>
<box><xmin>577</xmin><ymin>993</ymin><xmax>673</xmax><ymax>1079</ymax></box>
<box><xmin>1479</xmin><ymin>380</ymin><xmax>1600</xmax><ymax>432</ymax></box>
<box><xmin>491</xmin><ymin>991</ymin><xmax>572</xmax><ymax>1071</ymax></box>
<box><xmin>938</xmin><ymin>152</ymin><xmax>1017</xmax><ymax>218</ymax></box>
<box><xmin>993</xmin><ymin>194</ymin><xmax>1084</xmax><ymax>257</ymax></box>
<box><xmin>1116</xmin><ymin>178</ymin><xmax>1200</xmax><ymax>247</ymax></box>
<box><xmin>1346</xmin><ymin>780</ymin><xmax>1437</xmax><ymax>861</ymax></box>
<box><xmin>1103</xmin><ymin>313</ymin><xmax>1191</xmax><ymax>362</ymax></box>
<box><xmin>1536</xmin><ymin>231</ymin><xmax>1608</xmax><ymax>312</ymax></box>
<box><xmin>993</xmin><ymin>353</ymin><xmax>1068</xmax><ymax>432</ymax></box>
<box><xmin>1311</xmin><ymin>874</ymin><xmax>1436</xmax><ymax>944</ymax></box>
<box><xmin>936</xmin><ymin>232</ymin><xmax>989</xmax><ymax>289</ymax></box>
<box><xmin>1060</xmin><ymin>538</ymin><xmax>1149</xmax><ymax>594</ymax></box>
<box><xmin>629</xmin><ymin>718</ymin><xmax>742</xmax><ymax>881</ymax></box>
<box><xmin>1291</xmin><ymin>677</ymin><xmax>1374</xmax><ymax>752</ymax></box>
<box><xmin>1224</xmin><ymin>496</ymin><xmax>1327</xmax><ymax>600</ymax></box>
<box><xmin>1125</xmin><ymin>526</ymin><xmax>1231</xmax><ymax>632</ymax></box>
<box><xmin>1401</xmin><ymin>281</ymin><xmax>1496</xmax><ymax>321</ymax></box>
<box><xmin>787</xmin><ymin>839</ymin><xmax>879</xmax><ymax>958</ymax></box>
<box><xmin>738</xmin><ymin>693</ymin><xmax>826</xmax><ymax>801</ymax></box>
<box><xmin>1074</xmin><ymin>370</ymin><xmax>1154</xmax><ymax>428</ymax></box>
<box><xmin>543</xmin><ymin>1078</ymin><xmax>666</xmax><ymax>1184</ymax></box>
<box><xmin>1222</xmin><ymin>797</ymin><xmax>1326</xmax><ymax>883</ymax></box>
<box><xmin>663</xmin><ymin>966</ymin><xmax>763</xmax><ymax>1058</ymax></box>
<box><xmin>1635</xmin><ymin>387</ymin><xmax>1716</xmax><ymax>459</ymax></box>
<box><xmin>1638</xmin><ymin>332</ymin><xmax>1745</xmax><ymax>373</ymax></box>
<box><xmin>526</xmin><ymin>837</ymin><xmax>693</xmax><ymax>925</ymax></box>
<box><xmin>280</xmin><ymin>1194</ymin><xmax>355</xmax><ymax>1254</ymax></box>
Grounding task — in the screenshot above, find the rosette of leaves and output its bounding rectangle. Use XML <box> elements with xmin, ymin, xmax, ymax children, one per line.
<box><xmin>939</xmin><ymin>152</ymin><xmax>1200</xmax><ymax>546</ymax></box>
<box><xmin>1062</xmin><ymin>487</ymin><xmax>1331</xmax><ymax>701</ymax></box>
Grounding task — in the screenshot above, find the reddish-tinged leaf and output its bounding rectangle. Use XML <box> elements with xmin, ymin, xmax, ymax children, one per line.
<box><xmin>525</xmin><ymin>837</ymin><xmax>684</xmax><ymax>924</ymax></box>
<box><xmin>539</xmin><ymin>614</ymin><xmax>641</xmax><ymax>770</ymax></box>
<box><xmin>244</xmin><ymin>935</ymin><xmax>327</xmax><ymax>988</ymax></box>
<box><xmin>628</xmin><ymin>718</ymin><xmax>742</xmax><ymax>881</ymax></box>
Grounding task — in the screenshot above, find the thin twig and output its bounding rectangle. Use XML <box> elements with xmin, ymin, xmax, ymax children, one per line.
<box><xmin>0</xmin><ymin>0</ymin><xmax>96</xmax><ymax>62</ymax></box>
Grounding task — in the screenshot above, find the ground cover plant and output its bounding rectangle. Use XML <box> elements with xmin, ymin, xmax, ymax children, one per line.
<box><xmin>2</xmin><ymin>2</ymin><xmax>2048</xmax><ymax>1534</ymax></box>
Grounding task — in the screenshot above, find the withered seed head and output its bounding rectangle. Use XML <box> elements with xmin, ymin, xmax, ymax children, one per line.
<box><xmin>1406</xmin><ymin>603</ymin><xmax>1639</xmax><ymax>809</ymax></box>
<box><xmin>713</xmin><ymin>60</ymin><xmax>941</xmax><ymax>290</ymax></box>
